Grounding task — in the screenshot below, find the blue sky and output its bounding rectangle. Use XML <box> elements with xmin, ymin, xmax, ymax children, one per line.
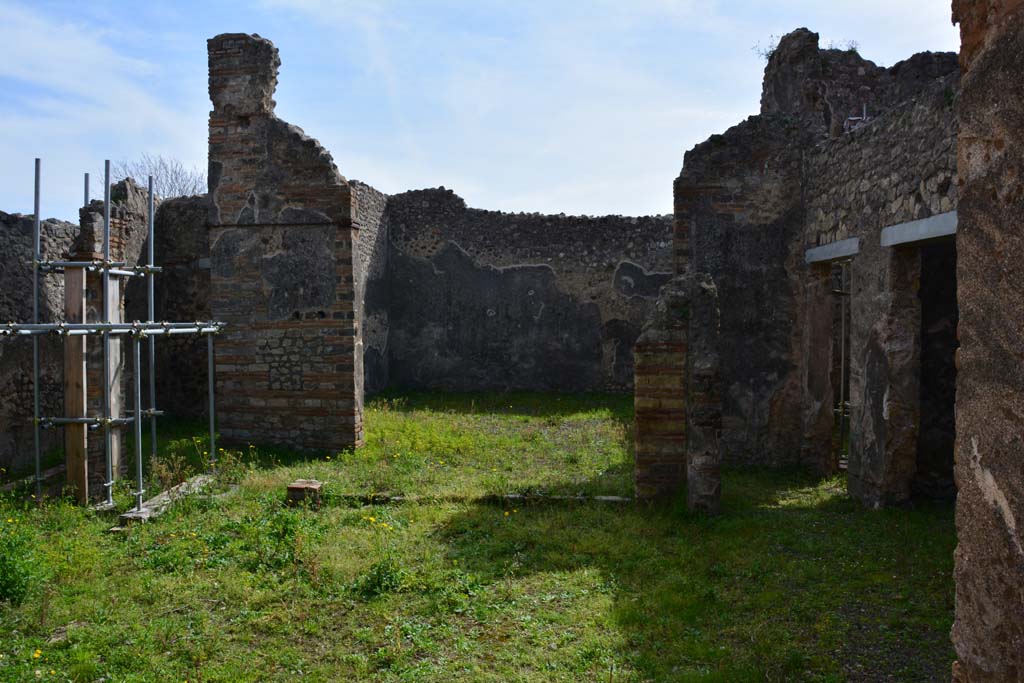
<box><xmin>0</xmin><ymin>0</ymin><xmax>959</xmax><ymax>221</ymax></box>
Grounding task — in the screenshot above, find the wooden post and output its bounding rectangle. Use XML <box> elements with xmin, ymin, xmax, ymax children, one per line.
<box><xmin>64</xmin><ymin>267</ymin><xmax>88</xmax><ymax>502</ymax></box>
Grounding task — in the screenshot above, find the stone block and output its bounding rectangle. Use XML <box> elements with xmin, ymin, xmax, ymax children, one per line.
<box><xmin>286</xmin><ymin>479</ymin><xmax>323</xmax><ymax>507</ymax></box>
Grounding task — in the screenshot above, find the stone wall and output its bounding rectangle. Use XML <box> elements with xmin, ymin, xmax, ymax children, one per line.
<box><xmin>950</xmin><ymin>2</ymin><xmax>1024</xmax><ymax>680</ymax></box>
<box><xmin>802</xmin><ymin>71</ymin><xmax>959</xmax><ymax>505</ymax></box>
<box><xmin>386</xmin><ymin>188</ymin><xmax>672</xmax><ymax>392</ymax></box>
<box><xmin>351</xmin><ymin>181</ymin><xmax>389</xmax><ymax>395</ymax></box>
<box><xmin>207</xmin><ymin>33</ymin><xmax>363</xmax><ymax>452</ymax></box>
<box><xmin>763</xmin><ymin>28</ymin><xmax>960</xmax><ymax>138</ymax></box>
<box><xmin>0</xmin><ymin>180</ymin><xmax>152</xmax><ymax>486</ymax></box>
<box><xmin>676</xmin><ymin>115</ymin><xmax>809</xmax><ymax>466</ymax></box>
<box><xmin>145</xmin><ymin>195</ymin><xmax>211</xmax><ymax>419</ymax></box>
<box><xmin>0</xmin><ymin>212</ymin><xmax>79</xmax><ymax>475</ymax></box>
<box><xmin>76</xmin><ymin>181</ymin><xmax>152</xmax><ymax>497</ymax></box>
<box><xmin>677</xmin><ymin>27</ymin><xmax>959</xmax><ymax>472</ymax></box>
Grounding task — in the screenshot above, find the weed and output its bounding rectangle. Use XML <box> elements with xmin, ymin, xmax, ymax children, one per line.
<box><xmin>0</xmin><ymin>507</ymin><xmax>46</xmax><ymax>605</ymax></box>
<box><xmin>149</xmin><ymin>448</ymin><xmax>193</xmax><ymax>492</ymax></box>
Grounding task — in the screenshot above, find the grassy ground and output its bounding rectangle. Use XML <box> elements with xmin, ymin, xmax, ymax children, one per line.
<box><xmin>0</xmin><ymin>392</ymin><xmax>955</xmax><ymax>682</ymax></box>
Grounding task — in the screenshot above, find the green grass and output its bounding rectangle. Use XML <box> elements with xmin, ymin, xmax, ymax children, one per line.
<box><xmin>0</xmin><ymin>392</ymin><xmax>955</xmax><ymax>682</ymax></box>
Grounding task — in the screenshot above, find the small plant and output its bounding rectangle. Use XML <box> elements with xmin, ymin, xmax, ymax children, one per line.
<box><xmin>237</xmin><ymin>501</ymin><xmax>323</xmax><ymax>577</ymax></box>
<box><xmin>828</xmin><ymin>39</ymin><xmax>860</xmax><ymax>54</ymax></box>
<box><xmin>0</xmin><ymin>512</ymin><xmax>46</xmax><ymax>605</ymax></box>
<box><xmin>752</xmin><ymin>34</ymin><xmax>781</xmax><ymax>61</ymax></box>
<box><xmin>214</xmin><ymin>446</ymin><xmax>248</xmax><ymax>485</ymax></box>
<box><xmin>349</xmin><ymin>512</ymin><xmax>407</xmax><ymax>598</ymax></box>
<box><xmin>350</xmin><ymin>557</ymin><xmax>407</xmax><ymax>598</ymax></box>
<box><xmin>149</xmin><ymin>449</ymin><xmax>192</xmax><ymax>492</ymax></box>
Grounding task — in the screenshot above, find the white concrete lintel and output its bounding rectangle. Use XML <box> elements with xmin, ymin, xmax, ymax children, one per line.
<box><xmin>805</xmin><ymin>237</ymin><xmax>860</xmax><ymax>264</ymax></box>
<box><xmin>880</xmin><ymin>211</ymin><xmax>958</xmax><ymax>247</ymax></box>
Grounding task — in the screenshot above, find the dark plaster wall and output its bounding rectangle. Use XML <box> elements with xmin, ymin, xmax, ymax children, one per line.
<box><xmin>145</xmin><ymin>195</ymin><xmax>211</xmax><ymax>419</ymax></box>
<box><xmin>676</xmin><ymin>115</ymin><xmax>809</xmax><ymax>467</ymax></box>
<box><xmin>386</xmin><ymin>188</ymin><xmax>672</xmax><ymax>392</ymax></box>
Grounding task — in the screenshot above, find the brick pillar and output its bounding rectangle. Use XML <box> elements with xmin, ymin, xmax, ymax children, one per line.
<box><xmin>634</xmin><ymin>273</ymin><xmax>721</xmax><ymax>510</ymax></box>
<box><xmin>634</xmin><ymin>291</ymin><xmax>687</xmax><ymax>499</ymax></box>
<box><xmin>207</xmin><ymin>33</ymin><xmax>363</xmax><ymax>452</ymax></box>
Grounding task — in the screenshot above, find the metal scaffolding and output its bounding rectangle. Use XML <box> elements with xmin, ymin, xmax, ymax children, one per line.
<box><xmin>6</xmin><ymin>158</ymin><xmax>224</xmax><ymax>510</ymax></box>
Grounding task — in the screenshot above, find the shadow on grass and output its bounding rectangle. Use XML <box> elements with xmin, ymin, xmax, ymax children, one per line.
<box><xmin>369</xmin><ymin>388</ymin><xmax>635</xmax><ymax>422</ymax></box>
<box><xmin>431</xmin><ymin>468</ymin><xmax>956</xmax><ymax>682</ymax></box>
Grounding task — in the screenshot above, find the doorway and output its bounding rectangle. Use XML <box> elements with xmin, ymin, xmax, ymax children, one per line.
<box><xmin>831</xmin><ymin>261</ymin><xmax>852</xmax><ymax>470</ymax></box>
<box><xmin>914</xmin><ymin>240</ymin><xmax>958</xmax><ymax>499</ymax></box>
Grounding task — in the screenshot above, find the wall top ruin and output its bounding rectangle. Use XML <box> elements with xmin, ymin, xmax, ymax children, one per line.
<box><xmin>760</xmin><ymin>28</ymin><xmax>957</xmax><ymax>137</ymax></box>
<box><xmin>388</xmin><ymin>186</ymin><xmax>671</xmax><ymax>271</ymax></box>
<box><xmin>207</xmin><ymin>33</ymin><xmax>353</xmax><ymax>228</ymax></box>
<box><xmin>208</xmin><ymin>33</ymin><xmax>280</xmax><ymax>118</ymax></box>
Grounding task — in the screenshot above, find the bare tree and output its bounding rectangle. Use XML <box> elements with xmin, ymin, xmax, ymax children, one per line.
<box><xmin>106</xmin><ymin>153</ymin><xmax>206</xmax><ymax>199</ymax></box>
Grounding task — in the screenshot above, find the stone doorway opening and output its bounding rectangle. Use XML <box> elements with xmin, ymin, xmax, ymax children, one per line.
<box><xmin>830</xmin><ymin>260</ymin><xmax>852</xmax><ymax>471</ymax></box>
<box><xmin>914</xmin><ymin>239</ymin><xmax>958</xmax><ymax>500</ymax></box>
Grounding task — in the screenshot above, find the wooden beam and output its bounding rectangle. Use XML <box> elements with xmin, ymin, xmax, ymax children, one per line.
<box><xmin>64</xmin><ymin>267</ymin><xmax>88</xmax><ymax>502</ymax></box>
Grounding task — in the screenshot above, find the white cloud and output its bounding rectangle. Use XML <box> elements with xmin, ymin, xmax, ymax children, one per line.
<box><xmin>0</xmin><ymin>3</ymin><xmax>206</xmax><ymax>220</ymax></box>
<box><xmin>0</xmin><ymin>0</ymin><xmax>961</xmax><ymax>218</ymax></box>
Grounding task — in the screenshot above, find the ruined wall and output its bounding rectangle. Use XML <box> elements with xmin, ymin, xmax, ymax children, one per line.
<box><xmin>678</xmin><ymin>28</ymin><xmax>959</xmax><ymax>470</ymax></box>
<box><xmin>146</xmin><ymin>195</ymin><xmax>211</xmax><ymax>419</ymax></box>
<box><xmin>803</xmin><ymin>72</ymin><xmax>959</xmax><ymax>505</ymax></box>
<box><xmin>207</xmin><ymin>33</ymin><xmax>363</xmax><ymax>452</ymax></box>
<box><xmin>676</xmin><ymin>115</ymin><xmax>808</xmax><ymax>466</ymax></box>
<box><xmin>0</xmin><ymin>212</ymin><xmax>79</xmax><ymax>475</ymax></box>
<box><xmin>0</xmin><ymin>180</ymin><xmax>151</xmax><ymax>486</ymax></box>
<box><xmin>387</xmin><ymin>188</ymin><xmax>672</xmax><ymax>392</ymax></box>
<box><xmin>763</xmin><ymin>27</ymin><xmax>960</xmax><ymax>138</ymax></box>
<box><xmin>351</xmin><ymin>181</ymin><xmax>389</xmax><ymax>395</ymax></box>
<box><xmin>950</xmin><ymin>2</ymin><xmax>1024</xmax><ymax>680</ymax></box>
<box><xmin>75</xmin><ymin>180</ymin><xmax>152</xmax><ymax>497</ymax></box>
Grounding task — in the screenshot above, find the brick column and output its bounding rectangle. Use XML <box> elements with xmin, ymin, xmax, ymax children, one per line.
<box><xmin>634</xmin><ymin>301</ymin><xmax>687</xmax><ymax>499</ymax></box>
<box><xmin>207</xmin><ymin>33</ymin><xmax>363</xmax><ymax>452</ymax></box>
<box><xmin>634</xmin><ymin>274</ymin><xmax>721</xmax><ymax>511</ymax></box>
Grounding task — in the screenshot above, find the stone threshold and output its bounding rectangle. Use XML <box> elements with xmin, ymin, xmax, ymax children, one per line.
<box><xmin>112</xmin><ymin>474</ymin><xmax>216</xmax><ymax>529</ymax></box>
<box><xmin>324</xmin><ymin>491</ymin><xmax>633</xmax><ymax>506</ymax></box>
